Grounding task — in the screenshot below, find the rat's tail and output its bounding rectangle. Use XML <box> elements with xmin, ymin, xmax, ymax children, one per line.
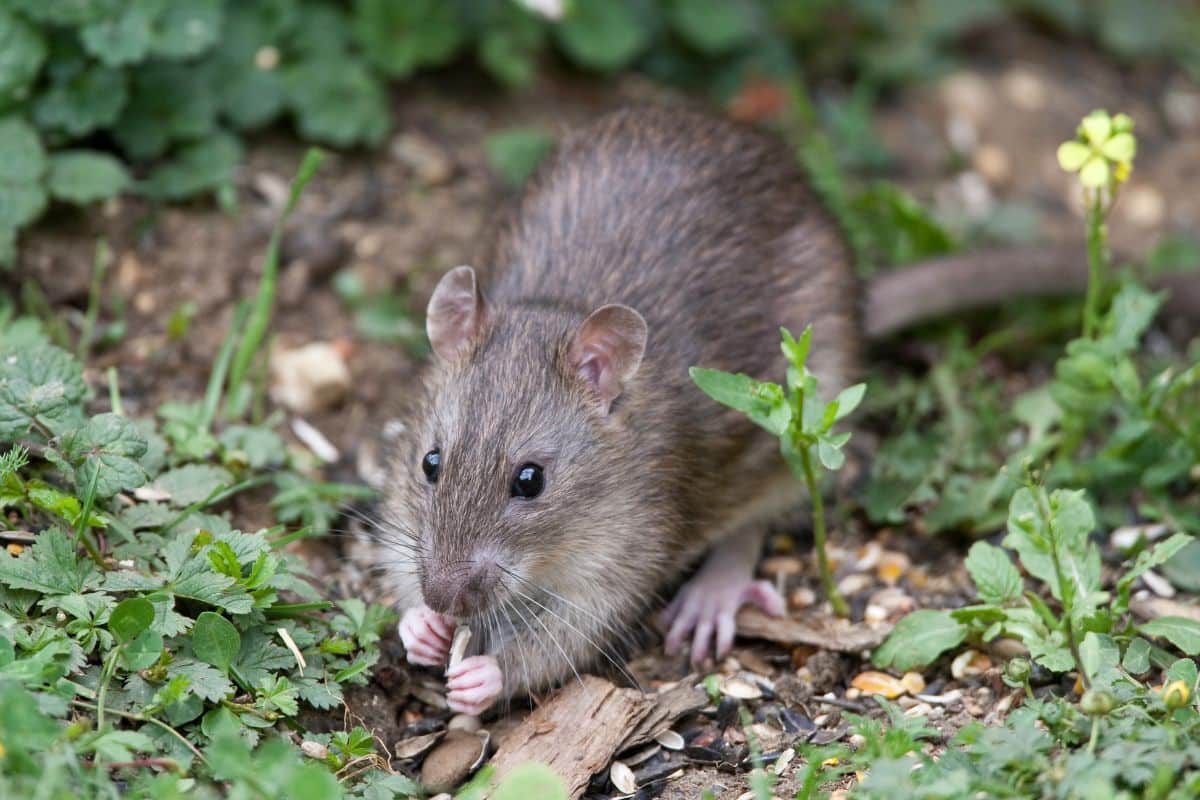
<box><xmin>863</xmin><ymin>243</ymin><xmax>1200</xmax><ymax>339</ymax></box>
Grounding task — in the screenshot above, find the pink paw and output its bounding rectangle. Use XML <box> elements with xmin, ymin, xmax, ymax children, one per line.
<box><xmin>661</xmin><ymin>578</ymin><xmax>785</xmax><ymax>665</ymax></box>
<box><xmin>445</xmin><ymin>655</ymin><xmax>503</xmax><ymax>715</ymax></box>
<box><xmin>399</xmin><ymin>604</ymin><xmax>455</xmax><ymax>667</ymax></box>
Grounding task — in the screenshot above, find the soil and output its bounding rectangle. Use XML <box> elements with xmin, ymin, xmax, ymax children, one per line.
<box><xmin>9</xmin><ymin>23</ymin><xmax>1199</xmax><ymax>800</ymax></box>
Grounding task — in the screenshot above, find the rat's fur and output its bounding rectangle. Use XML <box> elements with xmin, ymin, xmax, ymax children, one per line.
<box><xmin>379</xmin><ymin>107</ymin><xmax>857</xmax><ymax>699</ymax></box>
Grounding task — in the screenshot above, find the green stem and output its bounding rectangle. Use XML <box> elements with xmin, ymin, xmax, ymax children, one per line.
<box><xmin>1087</xmin><ymin>716</ymin><xmax>1100</xmax><ymax>754</ymax></box>
<box><xmin>69</xmin><ymin>698</ymin><xmax>208</xmax><ymax>767</ymax></box>
<box><xmin>1082</xmin><ymin>191</ymin><xmax>1108</xmax><ymax>339</ymax></box>
<box><xmin>1035</xmin><ymin>487</ymin><xmax>1088</xmax><ymax>689</ymax></box>
<box><xmin>77</xmin><ymin>240</ymin><xmax>111</xmax><ymax>361</ymax></box>
<box><xmin>798</xmin><ymin>447</ymin><xmax>849</xmax><ymax>617</ymax></box>
<box><xmin>75</xmin><ymin>465</ymin><xmax>107</xmax><ymax>569</ymax></box>
<box><xmin>107</xmin><ymin>367</ymin><xmax>123</xmax><ymax>417</ymax></box>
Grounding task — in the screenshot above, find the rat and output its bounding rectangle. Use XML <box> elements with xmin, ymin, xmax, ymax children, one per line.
<box><xmin>375</xmin><ymin>106</ymin><xmax>1200</xmax><ymax>715</ymax></box>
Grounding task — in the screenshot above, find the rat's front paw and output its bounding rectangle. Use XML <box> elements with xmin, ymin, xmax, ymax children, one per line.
<box><xmin>661</xmin><ymin>577</ymin><xmax>785</xmax><ymax>666</ymax></box>
<box><xmin>445</xmin><ymin>655</ymin><xmax>503</xmax><ymax>715</ymax></box>
<box><xmin>399</xmin><ymin>604</ymin><xmax>455</xmax><ymax>667</ymax></box>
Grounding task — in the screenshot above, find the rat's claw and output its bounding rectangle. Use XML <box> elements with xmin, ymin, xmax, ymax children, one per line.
<box><xmin>445</xmin><ymin>655</ymin><xmax>503</xmax><ymax>715</ymax></box>
<box><xmin>664</xmin><ymin>577</ymin><xmax>785</xmax><ymax>665</ymax></box>
<box><xmin>399</xmin><ymin>604</ymin><xmax>455</xmax><ymax>667</ymax></box>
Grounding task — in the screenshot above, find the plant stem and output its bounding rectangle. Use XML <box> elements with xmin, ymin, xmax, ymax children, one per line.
<box><xmin>798</xmin><ymin>447</ymin><xmax>849</xmax><ymax>617</ymax></box>
<box><xmin>77</xmin><ymin>240</ymin><xmax>111</xmax><ymax>361</ymax></box>
<box><xmin>69</xmin><ymin>698</ymin><xmax>208</xmax><ymax>767</ymax></box>
<box><xmin>107</xmin><ymin>367</ymin><xmax>123</xmax><ymax>416</ymax></box>
<box><xmin>1087</xmin><ymin>716</ymin><xmax>1100</xmax><ymax>754</ymax></box>
<box><xmin>1035</xmin><ymin>488</ymin><xmax>1088</xmax><ymax>689</ymax></box>
<box><xmin>1081</xmin><ymin>191</ymin><xmax>1108</xmax><ymax>339</ymax></box>
<box><xmin>75</xmin><ymin>466</ymin><xmax>107</xmax><ymax>569</ymax></box>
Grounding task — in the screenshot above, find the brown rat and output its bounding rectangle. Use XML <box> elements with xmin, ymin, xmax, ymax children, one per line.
<box><xmin>374</xmin><ymin>106</ymin><xmax>1199</xmax><ymax>714</ymax></box>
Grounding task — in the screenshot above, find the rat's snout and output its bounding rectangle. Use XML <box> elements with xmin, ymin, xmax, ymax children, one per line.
<box><xmin>421</xmin><ymin>556</ymin><xmax>499</xmax><ymax>618</ymax></box>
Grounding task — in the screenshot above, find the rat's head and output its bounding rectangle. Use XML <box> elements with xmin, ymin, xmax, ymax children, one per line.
<box><xmin>389</xmin><ymin>266</ymin><xmax>651</xmax><ymax>622</ymax></box>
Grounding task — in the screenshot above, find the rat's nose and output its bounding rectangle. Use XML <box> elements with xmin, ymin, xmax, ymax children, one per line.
<box><xmin>422</xmin><ymin>558</ymin><xmax>498</xmax><ymax>618</ymax></box>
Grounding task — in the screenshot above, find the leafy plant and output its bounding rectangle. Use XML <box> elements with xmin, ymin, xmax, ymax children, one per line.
<box><xmin>692</xmin><ymin>326</ymin><xmax>865</xmax><ymax>615</ymax></box>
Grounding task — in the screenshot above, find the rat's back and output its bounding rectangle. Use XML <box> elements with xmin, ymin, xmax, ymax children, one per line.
<box><xmin>486</xmin><ymin>106</ymin><xmax>860</xmax><ymax>389</ymax></box>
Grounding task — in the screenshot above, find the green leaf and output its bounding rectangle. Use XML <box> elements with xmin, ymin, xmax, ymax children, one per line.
<box><xmin>0</xmin><ymin>528</ymin><xmax>94</xmax><ymax>596</ymax></box>
<box><xmin>0</xmin><ymin>116</ymin><xmax>47</xmax><ymax>230</ymax></box>
<box><xmin>59</xmin><ymin>412</ymin><xmax>148</xmax><ymax>498</ymax></box>
<box><xmin>817</xmin><ymin>438</ymin><xmax>845</xmax><ymax>470</ymax></box>
<box><xmin>1104</xmin><ymin>282</ymin><xmax>1163</xmax><ymax>352</ymax></box>
<box><xmin>554</xmin><ymin>0</ymin><xmax>649</xmax><ymax>71</ymax></box>
<box><xmin>1121</xmin><ymin>637</ymin><xmax>1151</xmax><ymax>675</ymax></box>
<box><xmin>8</xmin><ymin>0</ymin><xmax>120</xmax><ymax>25</ymax></box>
<box><xmin>149</xmin><ymin>0</ymin><xmax>221</xmax><ymax>59</ymax></box>
<box><xmin>1078</xmin><ymin>632</ymin><xmax>1120</xmax><ymax>685</ymax></box>
<box><xmin>0</xmin><ymin>338</ymin><xmax>88</xmax><ymax>440</ymax></box>
<box><xmin>494</xmin><ymin>762</ymin><xmax>569</xmax><ymax>800</ymax></box>
<box><xmin>46</xmin><ymin>151</ymin><xmax>131</xmax><ymax>205</ymax></box>
<box><xmin>151</xmin><ymin>464</ymin><xmax>233</xmax><ymax>508</ymax></box>
<box><xmin>831</xmin><ymin>383</ymin><xmax>866</xmax><ymax>421</ymax></box>
<box><xmin>170</xmin><ymin>658</ymin><xmax>234</xmax><ymax>702</ymax></box>
<box><xmin>0</xmin><ymin>9</ymin><xmax>46</xmax><ymax>109</ymax></box>
<box><xmin>113</xmin><ymin>64</ymin><xmax>217</xmax><ymax>160</ymax></box>
<box><xmin>1138</xmin><ymin>617</ymin><xmax>1200</xmax><ymax>656</ymax></box>
<box><xmin>690</xmin><ymin>367</ymin><xmax>789</xmax><ymax>437</ymax></box>
<box><xmin>965</xmin><ymin>541</ymin><xmax>1023</xmax><ymax>604</ymax></box>
<box><xmin>484</xmin><ymin>127</ymin><xmax>555</xmax><ymax>188</ymax></box>
<box><xmin>79</xmin><ymin>0</ymin><xmax>163</xmax><ymax>67</ymax></box>
<box><xmin>669</xmin><ymin>0</ymin><xmax>757</xmax><ymax>54</ymax></box>
<box><xmin>120</xmin><ymin>629</ymin><xmax>163</xmax><ymax>671</ymax></box>
<box><xmin>1161</xmin><ymin>540</ymin><xmax>1200</xmax><ymax>593</ymax></box>
<box><xmin>193</xmin><ymin>611</ymin><xmax>241</xmax><ymax>674</ymax></box>
<box><xmin>140</xmin><ymin>131</ymin><xmax>243</xmax><ymax>200</ymax></box>
<box><xmin>1118</xmin><ymin>533</ymin><xmax>1193</xmax><ymax>595</ymax></box>
<box><xmin>32</xmin><ymin>59</ymin><xmax>127</xmax><ymax>138</ymax></box>
<box><xmin>352</xmin><ymin>0</ymin><xmax>463</xmax><ymax>77</ymax></box>
<box><xmin>283</xmin><ymin>59</ymin><xmax>390</xmax><ymax>147</ymax></box>
<box><xmin>478</xmin><ymin>7</ymin><xmax>544</xmax><ymax>88</ymax></box>
<box><xmin>109</xmin><ymin>597</ymin><xmax>154</xmax><ymax>643</ymax></box>
<box><xmin>873</xmin><ymin>610</ymin><xmax>966</xmax><ymax>671</ymax></box>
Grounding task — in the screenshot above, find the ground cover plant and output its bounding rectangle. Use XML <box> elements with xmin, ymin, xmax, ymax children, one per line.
<box><xmin>2</xmin><ymin>2</ymin><xmax>1200</xmax><ymax>799</ymax></box>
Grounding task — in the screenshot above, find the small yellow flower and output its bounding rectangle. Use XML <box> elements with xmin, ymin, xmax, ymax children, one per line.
<box><xmin>1057</xmin><ymin>109</ymin><xmax>1137</xmax><ymax>189</ymax></box>
<box><xmin>0</xmin><ymin>742</ymin><xmax>6</xmax><ymax>759</ymax></box>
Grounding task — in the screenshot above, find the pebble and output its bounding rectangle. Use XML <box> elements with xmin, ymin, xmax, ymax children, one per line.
<box><xmin>973</xmin><ymin>144</ymin><xmax>1012</xmax><ymax>186</ymax></box>
<box><xmin>420</xmin><ymin>730</ymin><xmax>488</xmax><ymax>794</ymax></box>
<box><xmin>300</xmin><ymin>740</ymin><xmax>328</xmax><ymax>760</ymax></box>
<box><xmin>836</xmin><ymin>573</ymin><xmax>872</xmax><ymax>597</ymax></box>
<box><xmin>789</xmin><ymin>586</ymin><xmax>816</xmax><ymax>610</ymax></box>
<box><xmin>848</xmin><ymin>733</ymin><xmax>866</xmax><ymax>750</ymax></box>
<box><xmin>875</xmin><ymin>551</ymin><xmax>910</xmax><ymax>585</ymax></box>
<box><xmin>1111</xmin><ymin>523</ymin><xmax>1169</xmax><ymax>551</ymax></box>
<box><xmin>939</xmin><ymin>72</ymin><xmax>992</xmax><ymax>124</ymax></box>
<box><xmin>270</xmin><ymin>341</ymin><xmax>352</xmax><ymax>414</ymax></box>
<box><xmin>1164</xmin><ymin>81</ymin><xmax>1200</xmax><ymax>131</ymax></box>
<box><xmin>868</xmin><ymin>587</ymin><xmax>915</xmax><ymax>618</ymax></box>
<box><xmin>391</xmin><ymin>132</ymin><xmax>455</xmax><ymax>186</ymax></box>
<box><xmin>1002</xmin><ymin>67</ymin><xmax>1047</xmax><ymax>110</ymax></box>
<box><xmin>1122</xmin><ymin>184</ymin><xmax>1167</xmax><ymax>228</ymax></box>
<box><xmin>864</xmin><ymin>604</ymin><xmax>888</xmax><ymax>625</ymax></box>
<box><xmin>760</xmin><ymin>555</ymin><xmax>804</xmax><ymax>579</ymax></box>
<box><xmin>1142</xmin><ymin>569</ymin><xmax>1176</xmax><ymax>598</ymax></box>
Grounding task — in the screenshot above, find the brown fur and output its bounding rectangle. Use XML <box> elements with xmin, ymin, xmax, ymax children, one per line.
<box><xmin>378</xmin><ymin>107</ymin><xmax>857</xmax><ymax>699</ymax></box>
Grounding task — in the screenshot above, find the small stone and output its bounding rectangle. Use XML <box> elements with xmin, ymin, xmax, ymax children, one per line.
<box><xmin>1142</xmin><ymin>569</ymin><xmax>1176</xmax><ymax>598</ymax></box>
<box><xmin>1002</xmin><ymin>67</ymin><xmax>1047</xmax><ymax>110</ymax></box>
<box><xmin>300</xmin><ymin>740</ymin><xmax>329</xmax><ymax>760</ymax></box>
<box><xmin>848</xmin><ymin>733</ymin><xmax>866</xmax><ymax>750</ymax></box>
<box><xmin>760</xmin><ymin>555</ymin><xmax>804</xmax><ymax>579</ymax></box>
<box><xmin>1164</xmin><ymin>82</ymin><xmax>1200</xmax><ymax>131</ymax></box>
<box><xmin>868</xmin><ymin>587</ymin><xmax>914</xmax><ymax>618</ymax></box>
<box><xmin>270</xmin><ymin>341</ymin><xmax>352</xmax><ymax>414</ymax></box>
<box><xmin>973</xmin><ymin>144</ymin><xmax>1012</xmax><ymax>186</ymax></box>
<box><xmin>6</xmin><ymin>543</ymin><xmax>23</xmax><ymax>556</ymax></box>
<box><xmin>844</xmin><ymin>687</ymin><xmax>861</xmax><ymax>700</ymax></box>
<box><xmin>939</xmin><ymin>72</ymin><xmax>992</xmax><ymax>124</ymax></box>
<box><xmin>773</xmin><ymin>747</ymin><xmax>795</xmax><ymax>776</ymax></box>
<box><xmin>850</xmin><ymin>671</ymin><xmax>906</xmax><ymax>699</ymax></box>
<box><xmin>945</xmin><ymin>115</ymin><xmax>978</xmax><ymax>155</ymax></box>
<box><xmin>448</xmin><ymin>714</ymin><xmax>481</xmax><ymax>733</ymax></box>
<box><xmin>951</xmin><ymin>649</ymin><xmax>992</xmax><ymax>680</ymax></box>
<box><xmin>789</xmin><ymin>586</ymin><xmax>816</xmax><ymax>610</ymax></box>
<box><xmin>854</xmin><ymin>542</ymin><xmax>882</xmax><ymax>572</ymax></box>
<box><xmin>1111</xmin><ymin>523</ymin><xmax>1169</xmax><ymax>551</ymax></box>
<box><xmin>420</xmin><ymin>730</ymin><xmax>487</xmax><ymax>794</ymax></box>
<box><xmin>905</xmin><ymin>702</ymin><xmax>933</xmax><ymax>717</ymax></box>
<box><xmin>836</xmin><ymin>573</ymin><xmax>872</xmax><ymax>597</ymax></box>
<box><xmin>391</xmin><ymin>132</ymin><xmax>454</xmax><ymax>185</ymax></box>
<box><xmin>1122</xmin><ymin>184</ymin><xmax>1166</xmax><ymax>229</ymax></box>
<box><xmin>864</xmin><ymin>604</ymin><xmax>888</xmax><ymax>625</ymax></box>
<box><xmin>875</xmin><ymin>551</ymin><xmax>910</xmax><ymax>586</ymax></box>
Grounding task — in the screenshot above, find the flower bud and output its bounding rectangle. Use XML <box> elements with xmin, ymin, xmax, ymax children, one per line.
<box><xmin>1162</xmin><ymin>680</ymin><xmax>1190</xmax><ymax>710</ymax></box>
<box><xmin>1080</xmin><ymin>689</ymin><xmax>1115</xmax><ymax>716</ymax></box>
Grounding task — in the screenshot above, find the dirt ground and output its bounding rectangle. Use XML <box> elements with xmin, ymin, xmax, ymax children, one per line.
<box><xmin>10</xmin><ymin>23</ymin><xmax>1200</xmax><ymax>799</ymax></box>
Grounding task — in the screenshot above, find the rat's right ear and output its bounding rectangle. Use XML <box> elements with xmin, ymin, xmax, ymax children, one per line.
<box><xmin>426</xmin><ymin>266</ymin><xmax>486</xmax><ymax>361</ymax></box>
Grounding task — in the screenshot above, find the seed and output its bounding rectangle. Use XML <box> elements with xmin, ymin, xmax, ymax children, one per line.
<box><xmin>610</xmin><ymin>761</ymin><xmax>637</xmax><ymax>795</ymax></box>
<box><xmin>721</xmin><ymin>677</ymin><xmax>763</xmax><ymax>700</ymax></box>
<box><xmin>950</xmin><ymin>649</ymin><xmax>992</xmax><ymax>680</ymax></box>
<box><xmin>900</xmin><ymin>672</ymin><xmax>926</xmax><ymax>694</ymax></box>
<box><xmin>654</xmin><ymin>729</ymin><xmax>685</xmax><ymax>750</ymax></box>
<box><xmin>850</xmin><ymin>671</ymin><xmax>906</xmax><ymax>699</ymax></box>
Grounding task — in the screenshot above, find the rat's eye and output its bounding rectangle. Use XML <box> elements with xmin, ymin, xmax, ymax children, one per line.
<box><xmin>421</xmin><ymin>449</ymin><xmax>440</xmax><ymax>483</ymax></box>
<box><xmin>510</xmin><ymin>463</ymin><xmax>544</xmax><ymax>499</ymax></box>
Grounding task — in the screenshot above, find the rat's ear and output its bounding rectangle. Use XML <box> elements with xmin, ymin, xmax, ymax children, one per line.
<box><xmin>568</xmin><ymin>304</ymin><xmax>647</xmax><ymax>412</ymax></box>
<box><xmin>426</xmin><ymin>266</ymin><xmax>486</xmax><ymax>361</ymax></box>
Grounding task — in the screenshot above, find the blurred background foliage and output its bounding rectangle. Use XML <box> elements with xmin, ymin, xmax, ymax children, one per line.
<box><xmin>1</xmin><ymin>0</ymin><xmax>1198</xmax><ymax>263</ymax></box>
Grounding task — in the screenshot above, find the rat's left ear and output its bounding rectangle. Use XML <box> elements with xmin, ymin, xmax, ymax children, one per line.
<box><xmin>426</xmin><ymin>266</ymin><xmax>486</xmax><ymax>361</ymax></box>
<box><xmin>568</xmin><ymin>304</ymin><xmax>647</xmax><ymax>412</ymax></box>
